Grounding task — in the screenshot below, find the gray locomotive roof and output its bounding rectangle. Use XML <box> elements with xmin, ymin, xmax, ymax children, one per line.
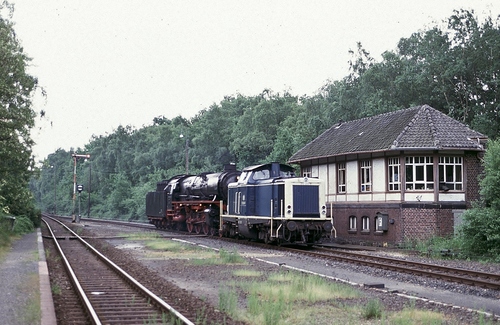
<box><xmin>242</xmin><ymin>162</ymin><xmax>294</xmax><ymax>172</ymax></box>
<box><xmin>288</xmin><ymin>105</ymin><xmax>487</xmax><ymax>164</ymax></box>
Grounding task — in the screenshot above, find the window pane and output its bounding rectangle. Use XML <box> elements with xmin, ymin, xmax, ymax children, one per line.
<box><xmin>439</xmin><ymin>165</ymin><xmax>444</xmax><ymax>182</ymax></box>
<box><xmin>406</xmin><ymin>165</ymin><xmax>413</xmax><ymax>181</ymax></box>
<box><xmin>456</xmin><ymin>165</ymin><xmax>462</xmax><ymax>182</ymax></box>
<box><xmin>426</xmin><ymin>165</ymin><xmax>433</xmax><ymax>181</ymax></box>
<box><xmin>416</xmin><ymin>165</ymin><xmax>424</xmax><ymax>181</ymax></box>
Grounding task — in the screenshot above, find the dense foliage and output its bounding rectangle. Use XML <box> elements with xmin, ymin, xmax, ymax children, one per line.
<box><xmin>30</xmin><ymin>6</ymin><xmax>500</xmax><ymax>261</ymax></box>
<box><xmin>0</xmin><ymin>2</ymin><xmax>40</xmax><ymax>233</ymax></box>
<box><xmin>458</xmin><ymin>139</ymin><xmax>500</xmax><ymax>260</ymax></box>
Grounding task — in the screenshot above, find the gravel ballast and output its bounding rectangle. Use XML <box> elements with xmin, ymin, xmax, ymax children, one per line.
<box><xmin>58</xmin><ymin>220</ymin><xmax>500</xmax><ymax>324</ymax></box>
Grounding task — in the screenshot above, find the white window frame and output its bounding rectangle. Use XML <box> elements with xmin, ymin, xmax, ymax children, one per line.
<box><xmin>302</xmin><ymin>166</ymin><xmax>312</xmax><ymax>178</ymax></box>
<box><xmin>349</xmin><ymin>215</ymin><xmax>357</xmax><ymax>231</ymax></box>
<box><xmin>374</xmin><ymin>215</ymin><xmax>383</xmax><ymax>232</ymax></box>
<box><xmin>439</xmin><ymin>157</ymin><xmax>463</xmax><ymax>191</ymax></box>
<box><xmin>338</xmin><ymin>162</ymin><xmax>346</xmax><ymax>193</ymax></box>
<box><xmin>388</xmin><ymin>158</ymin><xmax>400</xmax><ymax>191</ymax></box>
<box><xmin>362</xmin><ymin>216</ymin><xmax>370</xmax><ymax>232</ymax></box>
<box><xmin>360</xmin><ymin>160</ymin><xmax>372</xmax><ymax>192</ymax></box>
<box><xmin>405</xmin><ymin>156</ymin><xmax>434</xmax><ymax>190</ymax></box>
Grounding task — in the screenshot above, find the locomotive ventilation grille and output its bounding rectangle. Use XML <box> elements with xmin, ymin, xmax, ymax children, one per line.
<box><xmin>292</xmin><ymin>185</ymin><xmax>320</xmax><ymax>218</ymax></box>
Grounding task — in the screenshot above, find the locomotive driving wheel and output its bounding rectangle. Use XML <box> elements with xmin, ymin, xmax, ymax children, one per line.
<box><xmin>202</xmin><ymin>223</ymin><xmax>209</xmax><ymax>235</ymax></box>
<box><xmin>194</xmin><ymin>224</ymin><xmax>202</xmax><ymax>234</ymax></box>
<box><xmin>187</xmin><ymin>222</ymin><xmax>194</xmax><ymax>233</ymax></box>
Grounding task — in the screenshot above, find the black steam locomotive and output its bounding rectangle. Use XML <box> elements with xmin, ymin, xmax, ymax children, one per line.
<box><xmin>146</xmin><ymin>162</ymin><xmax>331</xmax><ymax>245</ymax></box>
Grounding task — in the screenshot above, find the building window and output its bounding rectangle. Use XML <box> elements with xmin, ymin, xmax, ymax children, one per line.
<box><xmin>374</xmin><ymin>215</ymin><xmax>382</xmax><ymax>232</ymax></box>
<box><xmin>302</xmin><ymin>166</ymin><xmax>311</xmax><ymax>178</ymax></box>
<box><xmin>439</xmin><ymin>157</ymin><xmax>463</xmax><ymax>191</ymax></box>
<box><xmin>362</xmin><ymin>216</ymin><xmax>370</xmax><ymax>232</ymax></box>
<box><xmin>388</xmin><ymin>158</ymin><xmax>400</xmax><ymax>191</ymax></box>
<box><xmin>360</xmin><ymin>160</ymin><xmax>372</xmax><ymax>192</ymax></box>
<box><xmin>349</xmin><ymin>216</ymin><xmax>357</xmax><ymax>231</ymax></box>
<box><xmin>405</xmin><ymin>156</ymin><xmax>434</xmax><ymax>190</ymax></box>
<box><xmin>338</xmin><ymin>163</ymin><xmax>346</xmax><ymax>193</ymax></box>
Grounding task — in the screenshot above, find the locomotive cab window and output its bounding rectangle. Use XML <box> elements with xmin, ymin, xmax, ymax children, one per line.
<box><xmin>252</xmin><ymin>169</ymin><xmax>270</xmax><ymax>180</ymax></box>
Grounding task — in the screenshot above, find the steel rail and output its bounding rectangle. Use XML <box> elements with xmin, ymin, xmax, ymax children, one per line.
<box><xmin>50</xmin><ymin>215</ymin><xmax>500</xmax><ymax>291</ymax></box>
<box><xmin>42</xmin><ymin>218</ymin><xmax>102</xmax><ymax>324</ymax></box>
<box><xmin>320</xmin><ymin>248</ymin><xmax>500</xmax><ymax>284</ymax></box>
<box><xmin>297</xmin><ymin>247</ymin><xmax>500</xmax><ymax>290</ymax></box>
<box><xmin>43</xmin><ymin>215</ymin><xmax>195</xmax><ymax>325</ymax></box>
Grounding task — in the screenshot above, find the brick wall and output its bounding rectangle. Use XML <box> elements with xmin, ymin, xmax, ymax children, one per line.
<box><xmin>465</xmin><ymin>152</ymin><xmax>484</xmax><ymax>207</ymax></box>
<box><xmin>401</xmin><ymin>207</ymin><xmax>453</xmax><ymax>242</ymax></box>
<box><xmin>331</xmin><ymin>204</ymin><xmax>401</xmax><ymax>246</ymax></box>
<box><xmin>331</xmin><ymin>204</ymin><xmax>454</xmax><ymax>246</ymax></box>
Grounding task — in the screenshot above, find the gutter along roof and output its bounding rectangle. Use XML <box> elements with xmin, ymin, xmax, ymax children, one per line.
<box><xmin>288</xmin><ymin>105</ymin><xmax>487</xmax><ymax>164</ymax></box>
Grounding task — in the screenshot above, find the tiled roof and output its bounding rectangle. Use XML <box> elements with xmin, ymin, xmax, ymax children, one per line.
<box><xmin>288</xmin><ymin>105</ymin><xmax>486</xmax><ymax>164</ymax></box>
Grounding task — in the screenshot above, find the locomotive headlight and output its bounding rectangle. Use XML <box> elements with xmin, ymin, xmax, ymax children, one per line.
<box><xmin>287</xmin><ymin>205</ymin><xmax>292</xmax><ymax>214</ymax></box>
<box><xmin>321</xmin><ymin>205</ymin><xmax>326</xmax><ymax>215</ymax></box>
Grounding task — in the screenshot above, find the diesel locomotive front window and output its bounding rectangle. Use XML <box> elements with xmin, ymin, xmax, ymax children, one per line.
<box><xmin>252</xmin><ymin>169</ymin><xmax>270</xmax><ymax>180</ymax></box>
<box><xmin>239</xmin><ymin>171</ymin><xmax>251</xmax><ymax>183</ymax></box>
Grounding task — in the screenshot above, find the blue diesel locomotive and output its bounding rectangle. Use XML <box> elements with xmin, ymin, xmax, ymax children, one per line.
<box><xmin>221</xmin><ymin>162</ymin><xmax>331</xmax><ymax>245</ymax></box>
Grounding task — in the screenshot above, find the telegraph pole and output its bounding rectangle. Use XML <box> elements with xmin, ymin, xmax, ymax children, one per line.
<box><xmin>72</xmin><ymin>153</ymin><xmax>90</xmax><ymax>222</ymax></box>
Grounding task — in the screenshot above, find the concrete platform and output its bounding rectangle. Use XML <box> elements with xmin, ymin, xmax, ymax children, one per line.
<box><xmin>0</xmin><ymin>229</ymin><xmax>56</xmax><ymax>325</ymax></box>
<box><xmin>37</xmin><ymin>228</ymin><xmax>57</xmax><ymax>325</ymax></box>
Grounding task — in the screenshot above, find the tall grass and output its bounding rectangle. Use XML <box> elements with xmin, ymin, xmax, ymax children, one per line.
<box><xmin>0</xmin><ymin>219</ymin><xmax>11</xmax><ymax>249</ymax></box>
<box><xmin>191</xmin><ymin>248</ymin><xmax>246</xmax><ymax>266</ymax></box>
<box><xmin>224</xmin><ymin>270</ymin><xmax>360</xmax><ymax>324</ymax></box>
<box><xmin>413</xmin><ymin>236</ymin><xmax>462</xmax><ymax>258</ymax></box>
<box><xmin>390</xmin><ymin>300</ymin><xmax>447</xmax><ymax>325</ymax></box>
<box><xmin>218</xmin><ymin>286</ymin><xmax>238</xmax><ymax>314</ymax></box>
<box><xmin>362</xmin><ymin>298</ymin><xmax>383</xmax><ymax>320</ymax></box>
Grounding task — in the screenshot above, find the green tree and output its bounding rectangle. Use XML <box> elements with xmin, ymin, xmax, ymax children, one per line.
<box><xmin>230</xmin><ymin>90</ymin><xmax>297</xmax><ymax>167</ymax></box>
<box><xmin>0</xmin><ymin>2</ymin><xmax>40</xmax><ymax>226</ymax></box>
<box><xmin>458</xmin><ymin>139</ymin><xmax>500</xmax><ymax>260</ymax></box>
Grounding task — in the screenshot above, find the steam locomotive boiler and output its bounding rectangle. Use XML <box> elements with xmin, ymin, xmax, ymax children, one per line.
<box><xmin>146</xmin><ymin>164</ymin><xmax>241</xmax><ymax>234</ymax></box>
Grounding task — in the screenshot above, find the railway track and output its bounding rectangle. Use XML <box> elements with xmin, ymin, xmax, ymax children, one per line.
<box><xmin>206</xmin><ymin>235</ymin><xmax>500</xmax><ymax>291</ymax></box>
<box><xmin>292</xmin><ymin>246</ymin><xmax>500</xmax><ymax>290</ymax></box>
<box><xmin>52</xmin><ymin>216</ymin><xmax>500</xmax><ymax>292</ymax></box>
<box><xmin>42</xmin><ymin>216</ymin><xmax>194</xmax><ymax>325</ymax></box>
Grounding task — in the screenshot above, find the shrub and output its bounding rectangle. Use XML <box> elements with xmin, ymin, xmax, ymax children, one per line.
<box><xmin>12</xmin><ymin>216</ymin><xmax>35</xmax><ymax>235</ymax></box>
<box><xmin>456</xmin><ymin>139</ymin><xmax>500</xmax><ymax>261</ymax></box>
<box><xmin>458</xmin><ymin>207</ymin><xmax>500</xmax><ymax>260</ymax></box>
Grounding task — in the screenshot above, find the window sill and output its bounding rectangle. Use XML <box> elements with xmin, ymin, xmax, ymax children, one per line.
<box><xmin>348</xmin><ymin>230</ymin><xmax>357</xmax><ymax>234</ymax></box>
<box><xmin>360</xmin><ymin>231</ymin><xmax>370</xmax><ymax>235</ymax></box>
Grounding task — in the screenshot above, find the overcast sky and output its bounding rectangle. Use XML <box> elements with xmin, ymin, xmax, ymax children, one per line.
<box><xmin>8</xmin><ymin>1</ymin><xmax>500</xmax><ymax>160</ymax></box>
